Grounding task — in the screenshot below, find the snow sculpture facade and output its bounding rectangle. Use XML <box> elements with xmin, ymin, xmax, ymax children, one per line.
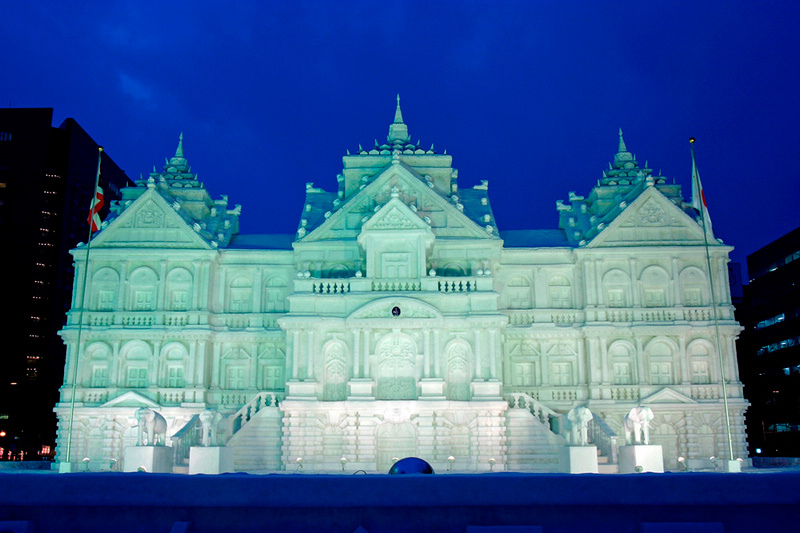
<box><xmin>54</xmin><ymin>99</ymin><xmax>748</xmax><ymax>472</ymax></box>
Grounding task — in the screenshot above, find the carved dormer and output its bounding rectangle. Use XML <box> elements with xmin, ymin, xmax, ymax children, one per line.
<box><xmin>357</xmin><ymin>187</ymin><xmax>434</xmax><ymax>279</ymax></box>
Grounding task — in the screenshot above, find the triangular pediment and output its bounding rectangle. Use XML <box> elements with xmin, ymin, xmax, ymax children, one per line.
<box><xmin>101</xmin><ymin>391</ymin><xmax>161</xmax><ymax>408</ymax></box>
<box><xmin>362</xmin><ymin>196</ymin><xmax>430</xmax><ymax>232</ymax></box>
<box><xmin>641</xmin><ymin>387</ymin><xmax>697</xmax><ymax>405</ymax></box>
<box><xmin>89</xmin><ymin>188</ymin><xmax>213</xmax><ymax>249</ymax></box>
<box><xmin>588</xmin><ymin>186</ymin><xmax>705</xmax><ymax>248</ymax></box>
<box><xmin>299</xmin><ymin>163</ymin><xmax>497</xmax><ymax>243</ymax></box>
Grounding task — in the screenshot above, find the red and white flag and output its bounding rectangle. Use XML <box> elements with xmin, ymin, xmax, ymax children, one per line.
<box><xmin>690</xmin><ymin>142</ymin><xmax>714</xmax><ymax>239</ymax></box>
<box><xmin>88</xmin><ymin>185</ymin><xmax>104</xmax><ymax>232</ymax></box>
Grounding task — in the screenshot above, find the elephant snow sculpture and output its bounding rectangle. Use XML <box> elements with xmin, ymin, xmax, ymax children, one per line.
<box><xmin>566</xmin><ymin>406</ymin><xmax>593</xmax><ymax>446</ymax></box>
<box><xmin>198</xmin><ymin>409</ymin><xmax>224</xmax><ymax>447</ymax></box>
<box><xmin>135</xmin><ymin>407</ymin><xmax>167</xmax><ymax>446</ymax></box>
<box><xmin>623</xmin><ymin>406</ymin><xmax>655</xmax><ymax>445</ymax></box>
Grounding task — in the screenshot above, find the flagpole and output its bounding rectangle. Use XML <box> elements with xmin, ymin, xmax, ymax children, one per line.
<box><xmin>690</xmin><ymin>137</ymin><xmax>736</xmax><ymax>464</ymax></box>
<box><xmin>61</xmin><ymin>146</ymin><xmax>102</xmax><ymax>472</ymax></box>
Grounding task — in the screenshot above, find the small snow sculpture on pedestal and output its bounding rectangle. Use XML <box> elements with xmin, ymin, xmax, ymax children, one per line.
<box><xmin>124</xmin><ymin>408</ymin><xmax>172</xmax><ymax>472</ymax></box>
<box><xmin>623</xmin><ymin>406</ymin><xmax>654</xmax><ymax>445</ymax></box>
<box><xmin>189</xmin><ymin>409</ymin><xmax>234</xmax><ymax>474</ymax></box>
<box><xmin>560</xmin><ymin>406</ymin><xmax>598</xmax><ymax>473</ymax></box>
<box><xmin>135</xmin><ymin>407</ymin><xmax>167</xmax><ymax>446</ymax></box>
<box><xmin>619</xmin><ymin>406</ymin><xmax>664</xmax><ymax>473</ymax></box>
<box><xmin>567</xmin><ymin>406</ymin><xmax>593</xmax><ymax>446</ymax></box>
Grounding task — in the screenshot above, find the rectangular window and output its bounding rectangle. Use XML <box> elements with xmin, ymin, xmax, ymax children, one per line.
<box><xmin>644</xmin><ymin>289</ymin><xmax>666</xmax><ymax>307</ymax></box>
<box><xmin>91</xmin><ymin>366</ymin><xmax>108</xmax><ymax>388</ymax></box>
<box><xmin>167</xmin><ymin>366</ymin><xmax>185</xmax><ymax>388</ymax></box>
<box><xmin>126</xmin><ymin>367</ymin><xmax>147</xmax><ymax>388</ymax></box>
<box><xmin>98</xmin><ymin>290</ymin><xmax>115</xmax><ymax>310</ymax></box>
<box><xmin>226</xmin><ymin>366</ymin><xmax>246</xmax><ymax>389</ymax></box>
<box><xmin>649</xmin><ymin>362</ymin><xmax>672</xmax><ymax>385</ymax></box>
<box><xmin>551</xmin><ymin>362</ymin><xmax>572</xmax><ymax>386</ymax></box>
<box><xmin>229</xmin><ymin>289</ymin><xmax>252</xmax><ymax>313</ymax></box>
<box><xmin>261</xmin><ymin>365</ymin><xmax>284</xmax><ymax>390</ymax></box>
<box><xmin>134</xmin><ymin>291</ymin><xmax>153</xmax><ymax>311</ymax></box>
<box><xmin>607</xmin><ymin>289</ymin><xmax>625</xmax><ymax>308</ymax></box>
<box><xmin>514</xmin><ymin>362</ymin><xmax>535</xmax><ymax>387</ymax></box>
<box><xmin>549</xmin><ymin>288</ymin><xmax>571</xmax><ymax>309</ymax></box>
<box><xmin>683</xmin><ymin>288</ymin><xmax>701</xmax><ymax>306</ymax></box>
<box><xmin>171</xmin><ymin>291</ymin><xmax>188</xmax><ymax>311</ymax></box>
<box><xmin>691</xmin><ymin>361</ymin><xmax>710</xmax><ymax>384</ymax></box>
<box><xmin>613</xmin><ymin>362</ymin><xmax>632</xmax><ymax>385</ymax></box>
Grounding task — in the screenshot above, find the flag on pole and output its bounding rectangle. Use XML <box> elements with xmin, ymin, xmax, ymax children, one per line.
<box><xmin>690</xmin><ymin>138</ymin><xmax>713</xmax><ymax>239</ymax></box>
<box><xmin>87</xmin><ymin>147</ymin><xmax>104</xmax><ymax>232</ymax></box>
<box><xmin>88</xmin><ymin>185</ymin><xmax>104</xmax><ymax>232</ymax></box>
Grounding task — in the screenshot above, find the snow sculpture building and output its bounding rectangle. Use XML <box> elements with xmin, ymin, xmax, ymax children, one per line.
<box><xmin>55</xmin><ymin>100</ymin><xmax>748</xmax><ymax>472</ymax></box>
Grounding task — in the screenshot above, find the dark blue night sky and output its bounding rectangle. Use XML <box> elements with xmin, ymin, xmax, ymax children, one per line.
<box><xmin>2</xmin><ymin>1</ymin><xmax>798</xmax><ymax>275</ymax></box>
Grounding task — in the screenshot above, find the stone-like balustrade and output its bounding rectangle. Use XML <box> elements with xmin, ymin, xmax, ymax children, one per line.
<box><xmin>231</xmin><ymin>391</ymin><xmax>283</xmax><ymax>434</ymax></box>
<box><xmin>508</xmin><ymin>392</ymin><xmax>561</xmax><ymax>425</ymax></box>
<box><xmin>588</xmin><ymin>414</ymin><xmax>620</xmax><ymax>464</ymax></box>
<box><xmin>505</xmin><ymin>306</ymin><xmax>733</xmax><ymax>327</ymax></box>
<box><xmin>294</xmin><ymin>276</ymin><xmax>494</xmax><ymax>294</ymax></box>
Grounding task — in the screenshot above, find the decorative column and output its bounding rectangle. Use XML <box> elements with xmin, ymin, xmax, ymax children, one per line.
<box><xmin>488</xmin><ymin>329</ymin><xmax>497</xmax><ymax>379</ymax></box>
<box><xmin>362</xmin><ymin>329</ymin><xmax>370</xmax><ymax>377</ymax></box>
<box><xmin>433</xmin><ymin>330</ymin><xmax>441</xmax><ymax>377</ymax></box>
<box><xmin>423</xmin><ymin>329</ymin><xmax>431</xmax><ymax>378</ymax></box>
<box><xmin>291</xmin><ymin>330</ymin><xmax>300</xmax><ymax>379</ymax></box>
<box><xmin>306</xmin><ymin>330</ymin><xmax>314</xmax><ymax>380</ymax></box>
<box><xmin>352</xmin><ymin>328</ymin><xmax>361</xmax><ymax>378</ymax></box>
<box><xmin>679</xmin><ymin>335</ymin><xmax>689</xmax><ymax>385</ymax></box>
<box><xmin>474</xmin><ymin>328</ymin><xmax>482</xmax><ymax>380</ymax></box>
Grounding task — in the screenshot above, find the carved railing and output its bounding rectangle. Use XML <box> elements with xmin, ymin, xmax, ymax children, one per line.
<box><xmin>588</xmin><ymin>413</ymin><xmax>620</xmax><ymax>464</ymax></box>
<box><xmin>691</xmin><ymin>385</ymin><xmax>721</xmax><ymax>400</ymax></box>
<box><xmin>609</xmin><ymin>387</ymin><xmax>641</xmax><ymax>401</ymax></box>
<box><xmin>372</xmin><ymin>280</ymin><xmax>421</xmax><ymax>291</ymax></box>
<box><xmin>312</xmin><ymin>281</ymin><xmax>351</xmax><ymax>294</ymax></box>
<box><xmin>437</xmin><ymin>278</ymin><xmax>477</xmax><ymax>293</ymax></box>
<box><xmin>590</xmin><ymin>306</ymin><xmax>731</xmax><ymax>324</ymax></box>
<box><xmin>508</xmin><ymin>392</ymin><xmax>560</xmax><ymax>426</ymax></box>
<box><xmin>231</xmin><ymin>391</ymin><xmax>283</xmax><ymax>435</ymax></box>
<box><xmin>76</xmin><ymin>311</ymin><xmax>205</xmax><ymax>327</ymax></box>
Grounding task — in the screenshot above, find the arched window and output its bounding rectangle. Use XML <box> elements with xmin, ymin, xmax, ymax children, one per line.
<box><xmin>646</xmin><ymin>340</ymin><xmax>674</xmax><ymax>385</ymax></box>
<box><xmin>640</xmin><ymin>266</ymin><xmax>670</xmax><ymax>308</ymax></box>
<box><xmin>506</xmin><ymin>276</ymin><xmax>532</xmax><ymax>309</ymax></box>
<box><xmin>548</xmin><ymin>275</ymin><xmax>572</xmax><ymax>308</ymax></box>
<box><xmin>608</xmin><ymin>340</ymin><xmax>636</xmax><ymax>385</ymax></box>
<box><xmin>91</xmin><ymin>268</ymin><xmax>119</xmax><ymax>310</ymax></box>
<box><xmin>680</xmin><ymin>267</ymin><xmax>709</xmax><ymax>307</ymax></box>
<box><xmin>128</xmin><ymin>267</ymin><xmax>158</xmax><ymax>311</ymax></box>
<box><xmin>165</xmin><ymin>268</ymin><xmax>192</xmax><ymax>311</ymax></box>
<box><xmin>263</xmin><ymin>277</ymin><xmax>288</xmax><ymax>312</ymax></box>
<box><xmin>228</xmin><ymin>276</ymin><xmax>253</xmax><ymax>313</ymax></box>
<box><xmin>602</xmin><ymin>269</ymin><xmax>631</xmax><ymax>308</ymax></box>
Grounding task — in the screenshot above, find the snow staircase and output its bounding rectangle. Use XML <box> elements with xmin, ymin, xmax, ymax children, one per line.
<box><xmin>226</xmin><ymin>392</ymin><xmax>284</xmax><ymax>472</ymax></box>
<box><xmin>505</xmin><ymin>393</ymin><xmax>564</xmax><ymax>472</ymax></box>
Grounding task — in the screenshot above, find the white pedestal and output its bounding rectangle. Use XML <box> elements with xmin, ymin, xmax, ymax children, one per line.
<box><xmin>286</xmin><ymin>380</ymin><xmax>317</xmax><ymax>398</ymax></box>
<box><xmin>559</xmin><ymin>446</ymin><xmax>599</xmax><ymax>474</ymax></box>
<box><xmin>724</xmin><ymin>459</ymin><xmax>742</xmax><ymax>473</ymax></box>
<box><xmin>123</xmin><ymin>446</ymin><xmax>173</xmax><ymax>473</ymax></box>
<box><xmin>619</xmin><ymin>445</ymin><xmax>664</xmax><ymax>473</ymax></box>
<box><xmin>347</xmin><ymin>378</ymin><xmax>374</xmax><ymax>399</ymax></box>
<box><xmin>419</xmin><ymin>378</ymin><xmax>446</xmax><ymax>399</ymax></box>
<box><xmin>470</xmin><ymin>380</ymin><xmax>502</xmax><ymax>399</ymax></box>
<box><xmin>189</xmin><ymin>446</ymin><xmax>234</xmax><ymax>475</ymax></box>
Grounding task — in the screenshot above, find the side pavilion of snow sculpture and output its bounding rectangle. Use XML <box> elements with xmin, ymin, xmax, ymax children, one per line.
<box><xmin>54</xmin><ymin>98</ymin><xmax>748</xmax><ymax>473</ymax></box>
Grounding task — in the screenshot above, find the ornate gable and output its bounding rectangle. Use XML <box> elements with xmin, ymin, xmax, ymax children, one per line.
<box><xmin>89</xmin><ymin>187</ymin><xmax>214</xmax><ymax>249</ymax></box>
<box><xmin>587</xmin><ymin>185</ymin><xmax>706</xmax><ymax>248</ymax></box>
<box><xmin>299</xmin><ymin>162</ymin><xmax>495</xmax><ymax>243</ymax></box>
<box><xmin>101</xmin><ymin>391</ymin><xmax>161</xmax><ymax>408</ymax></box>
<box><xmin>641</xmin><ymin>387</ymin><xmax>698</xmax><ymax>405</ymax></box>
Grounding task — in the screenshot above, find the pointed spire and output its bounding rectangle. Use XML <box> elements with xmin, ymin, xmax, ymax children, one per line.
<box><xmin>388</xmin><ymin>94</ymin><xmax>410</xmax><ymax>143</ymax></box>
<box><xmin>176</xmin><ymin>132</ymin><xmax>185</xmax><ymax>158</ymax></box>
<box><xmin>394</xmin><ymin>94</ymin><xmax>404</xmax><ymax>124</ymax></box>
<box><xmin>618</xmin><ymin>128</ymin><xmax>627</xmax><ymax>153</ymax></box>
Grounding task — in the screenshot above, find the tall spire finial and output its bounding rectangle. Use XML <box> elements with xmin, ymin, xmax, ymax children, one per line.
<box><xmin>394</xmin><ymin>93</ymin><xmax>404</xmax><ymax>124</ymax></box>
<box><xmin>176</xmin><ymin>132</ymin><xmax>185</xmax><ymax>158</ymax></box>
<box><xmin>618</xmin><ymin>128</ymin><xmax>627</xmax><ymax>153</ymax></box>
<box><xmin>388</xmin><ymin>94</ymin><xmax>409</xmax><ymax>142</ymax></box>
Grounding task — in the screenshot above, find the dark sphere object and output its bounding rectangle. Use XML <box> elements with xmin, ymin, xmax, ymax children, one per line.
<box><xmin>391</xmin><ymin>306</ymin><xmax>401</xmax><ymax>317</ymax></box>
<box><xmin>388</xmin><ymin>457</ymin><xmax>435</xmax><ymax>475</ymax></box>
